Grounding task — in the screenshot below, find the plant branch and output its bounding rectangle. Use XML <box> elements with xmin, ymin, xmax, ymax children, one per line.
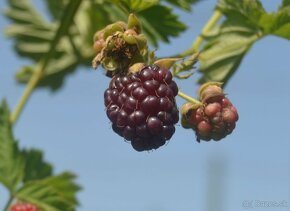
<box><xmin>179</xmin><ymin>10</ymin><xmax>222</xmax><ymax>57</ymax></box>
<box><xmin>173</xmin><ymin>10</ymin><xmax>222</xmax><ymax>78</ymax></box>
<box><xmin>9</xmin><ymin>0</ymin><xmax>83</xmax><ymax>125</ymax></box>
<box><xmin>3</xmin><ymin>194</ymin><xmax>13</xmax><ymax>211</ymax></box>
<box><xmin>178</xmin><ymin>91</ymin><xmax>203</xmax><ymax>106</ymax></box>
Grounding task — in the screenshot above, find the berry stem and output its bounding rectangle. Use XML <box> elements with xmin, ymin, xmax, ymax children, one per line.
<box><xmin>3</xmin><ymin>194</ymin><xmax>13</xmax><ymax>211</ymax></box>
<box><xmin>9</xmin><ymin>0</ymin><xmax>83</xmax><ymax>125</ymax></box>
<box><xmin>178</xmin><ymin>91</ymin><xmax>203</xmax><ymax>106</ymax></box>
<box><xmin>173</xmin><ymin>10</ymin><xmax>222</xmax><ymax>78</ymax></box>
<box><xmin>10</xmin><ymin>63</ymin><xmax>43</xmax><ymax>125</ymax></box>
<box><xmin>179</xmin><ymin>10</ymin><xmax>222</xmax><ymax>57</ymax></box>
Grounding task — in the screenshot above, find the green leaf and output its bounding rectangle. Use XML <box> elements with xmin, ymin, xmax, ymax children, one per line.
<box><xmin>139</xmin><ymin>5</ymin><xmax>187</xmax><ymax>46</ymax></box>
<box><xmin>0</xmin><ymin>100</ymin><xmax>25</xmax><ymax>192</ymax></box>
<box><xmin>16</xmin><ymin>172</ymin><xmax>81</xmax><ymax>211</ymax></box>
<box><xmin>198</xmin><ymin>0</ymin><xmax>266</xmax><ymax>85</ymax></box>
<box><xmin>262</xmin><ymin>5</ymin><xmax>290</xmax><ymax>40</ymax></box>
<box><xmin>282</xmin><ymin>0</ymin><xmax>290</xmax><ymax>7</ymax></box>
<box><xmin>22</xmin><ymin>149</ymin><xmax>53</xmax><ymax>183</ymax></box>
<box><xmin>217</xmin><ymin>0</ymin><xmax>266</xmax><ymax>27</ymax></box>
<box><xmin>44</xmin><ymin>0</ymin><xmax>68</xmax><ymax>20</ymax></box>
<box><xmin>5</xmin><ymin>0</ymin><xmax>50</xmax><ymax>26</ymax></box>
<box><xmin>163</xmin><ymin>0</ymin><xmax>202</xmax><ymax>11</ymax></box>
<box><xmin>16</xmin><ymin>54</ymin><xmax>81</xmax><ymax>91</ymax></box>
<box><xmin>5</xmin><ymin>0</ymin><xmax>85</xmax><ymax>91</ymax></box>
<box><xmin>110</xmin><ymin>0</ymin><xmax>159</xmax><ymax>12</ymax></box>
<box><xmin>0</xmin><ymin>101</ymin><xmax>80</xmax><ymax>210</ymax></box>
<box><xmin>199</xmin><ymin>23</ymin><xmax>260</xmax><ymax>85</ymax></box>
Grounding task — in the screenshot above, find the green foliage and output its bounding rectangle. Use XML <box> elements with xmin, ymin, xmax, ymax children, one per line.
<box><xmin>0</xmin><ymin>101</ymin><xmax>80</xmax><ymax>210</ymax></box>
<box><xmin>139</xmin><ymin>5</ymin><xmax>186</xmax><ymax>46</ymax></box>
<box><xmin>198</xmin><ymin>0</ymin><xmax>290</xmax><ymax>85</ymax></box>
<box><xmin>44</xmin><ymin>0</ymin><xmax>68</xmax><ymax>20</ymax></box>
<box><xmin>5</xmin><ymin>0</ymin><xmax>195</xmax><ymax>91</ymax></box>
<box><xmin>0</xmin><ymin>100</ymin><xmax>25</xmax><ymax>192</ymax></box>
<box><xmin>282</xmin><ymin>0</ymin><xmax>290</xmax><ymax>7</ymax></box>
<box><xmin>22</xmin><ymin>149</ymin><xmax>53</xmax><ymax>182</ymax></box>
<box><xmin>16</xmin><ymin>173</ymin><xmax>80</xmax><ymax>211</ymax></box>
<box><xmin>5</xmin><ymin>0</ymin><xmax>84</xmax><ymax>90</ymax></box>
<box><xmin>164</xmin><ymin>0</ymin><xmax>202</xmax><ymax>11</ymax></box>
<box><xmin>111</xmin><ymin>0</ymin><xmax>159</xmax><ymax>12</ymax></box>
<box><xmin>264</xmin><ymin>3</ymin><xmax>290</xmax><ymax>40</ymax></box>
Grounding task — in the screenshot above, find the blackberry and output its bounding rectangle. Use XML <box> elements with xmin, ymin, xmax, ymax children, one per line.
<box><xmin>11</xmin><ymin>203</ymin><xmax>39</xmax><ymax>211</ymax></box>
<box><xmin>182</xmin><ymin>83</ymin><xmax>238</xmax><ymax>142</ymax></box>
<box><xmin>104</xmin><ymin>65</ymin><xmax>179</xmax><ymax>151</ymax></box>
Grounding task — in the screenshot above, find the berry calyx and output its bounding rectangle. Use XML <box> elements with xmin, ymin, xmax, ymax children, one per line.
<box><xmin>92</xmin><ymin>15</ymin><xmax>148</xmax><ymax>76</ymax></box>
<box><xmin>10</xmin><ymin>203</ymin><xmax>39</xmax><ymax>211</ymax></box>
<box><xmin>198</xmin><ymin>82</ymin><xmax>224</xmax><ymax>103</ymax></box>
<box><xmin>104</xmin><ymin>65</ymin><xmax>179</xmax><ymax>151</ymax></box>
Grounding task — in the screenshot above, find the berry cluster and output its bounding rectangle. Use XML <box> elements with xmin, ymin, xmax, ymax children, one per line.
<box><xmin>186</xmin><ymin>97</ymin><xmax>238</xmax><ymax>141</ymax></box>
<box><xmin>11</xmin><ymin>203</ymin><xmax>39</xmax><ymax>211</ymax></box>
<box><xmin>181</xmin><ymin>83</ymin><xmax>238</xmax><ymax>142</ymax></box>
<box><xmin>104</xmin><ymin>65</ymin><xmax>179</xmax><ymax>151</ymax></box>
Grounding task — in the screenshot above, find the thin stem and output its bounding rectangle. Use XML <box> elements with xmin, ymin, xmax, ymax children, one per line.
<box><xmin>3</xmin><ymin>194</ymin><xmax>13</xmax><ymax>211</ymax></box>
<box><xmin>10</xmin><ymin>63</ymin><xmax>43</xmax><ymax>125</ymax></box>
<box><xmin>178</xmin><ymin>91</ymin><xmax>203</xmax><ymax>105</ymax></box>
<box><xmin>179</xmin><ymin>10</ymin><xmax>222</xmax><ymax>57</ymax></box>
<box><xmin>9</xmin><ymin>0</ymin><xmax>83</xmax><ymax>125</ymax></box>
<box><xmin>173</xmin><ymin>10</ymin><xmax>222</xmax><ymax>78</ymax></box>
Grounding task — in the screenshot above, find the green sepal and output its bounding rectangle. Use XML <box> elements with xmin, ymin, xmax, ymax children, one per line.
<box><xmin>154</xmin><ymin>58</ymin><xmax>181</xmax><ymax>70</ymax></box>
<box><xmin>180</xmin><ymin>102</ymin><xmax>202</xmax><ymax>129</ymax></box>
<box><xmin>102</xmin><ymin>57</ymin><xmax>118</xmax><ymax>71</ymax></box>
<box><xmin>198</xmin><ymin>82</ymin><xmax>224</xmax><ymax>102</ymax></box>
<box><xmin>128</xmin><ymin>63</ymin><xmax>145</xmax><ymax>74</ymax></box>
<box><xmin>103</xmin><ymin>21</ymin><xmax>127</xmax><ymax>39</ymax></box>
<box><xmin>127</xmin><ymin>13</ymin><xmax>141</xmax><ymax>33</ymax></box>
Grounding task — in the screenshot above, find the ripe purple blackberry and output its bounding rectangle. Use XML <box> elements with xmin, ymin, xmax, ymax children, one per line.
<box><xmin>104</xmin><ymin>65</ymin><xmax>179</xmax><ymax>151</ymax></box>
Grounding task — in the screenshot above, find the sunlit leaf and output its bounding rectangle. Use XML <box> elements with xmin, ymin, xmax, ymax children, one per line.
<box><xmin>198</xmin><ymin>0</ymin><xmax>266</xmax><ymax>85</ymax></box>
<box><xmin>264</xmin><ymin>4</ymin><xmax>290</xmax><ymax>40</ymax></box>
<box><xmin>199</xmin><ymin>22</ymin><xmax>260</xmax><ymax>85</ymax></box>
<box><xmin>16</xmin><ymin>172</ymin><xmax>80</xmax><ymax>211</ymax></box>
<box><xmin>163</xmin><ymin>0</ymin><xmax>202</xmax><ymax>11</ymax></box>
<box><xmin>217</xmin><ymin>0</ymin><xmax>265</xmax><ymax>27</ymax></box>
<box><xmin>110</xmin><ymin>0</ymin><xmax>159</xmax><ymax>12</ymax></box>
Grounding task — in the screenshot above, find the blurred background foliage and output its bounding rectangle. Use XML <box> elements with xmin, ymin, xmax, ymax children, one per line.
<box><xmin>5</xmin><ymin>0</ymin><xmax>290</xmax><ymax>91</ymax></box>
<box><xmin>4</xmin><ymin>0</ymin><xmax>201</xmax><ymax>91</ymax></box>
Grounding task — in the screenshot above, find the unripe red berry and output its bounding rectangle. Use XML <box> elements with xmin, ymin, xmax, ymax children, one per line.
<box><xmin>181</xmin><ymin>83</ymin><xmax>238</xmax><ymax>142</ymax></box>
<box><xmin>11</xmin><ymin>203</ymin><xmax>39</xmax><ymax>211</ymax></box>
<box><xmin>205</xmin><ymin>102</ymin><xmax>221</xmax><ymax>116</ymax></box>
<box><xmin>197</xmin><ymin>121</ymin><xmax>212</xmax><ymax>136</ymax></box>
<box><xmin>222</xmin><ymin>108</ymin><xmax>237</xmax><ymax>123</ymax></box>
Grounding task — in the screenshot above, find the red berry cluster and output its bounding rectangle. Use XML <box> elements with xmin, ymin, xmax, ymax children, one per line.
<box><xmin>104</xmin><ymin>65</ymin><xmax>179</xmax><ymax>151</ymax></box>
<box><xmin>181</xmin><ymin>83</ymin><xmax>238</xmax><ymax>142</ymax></box>
<box><xmin>188</xmin><ymin>97</ymin><xmax>238</xmax><ymax>141</ymax></box>
<box><xmin>11</xmin><ymin>203</ymin><xmax>39</xmax><ymax>211</ymax></box>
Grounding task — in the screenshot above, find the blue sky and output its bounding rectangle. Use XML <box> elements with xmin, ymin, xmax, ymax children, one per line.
<box><xmin>1</xmin><ymin>1</ymin><xmax>290</xmax><ymax>211</ymax></box>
